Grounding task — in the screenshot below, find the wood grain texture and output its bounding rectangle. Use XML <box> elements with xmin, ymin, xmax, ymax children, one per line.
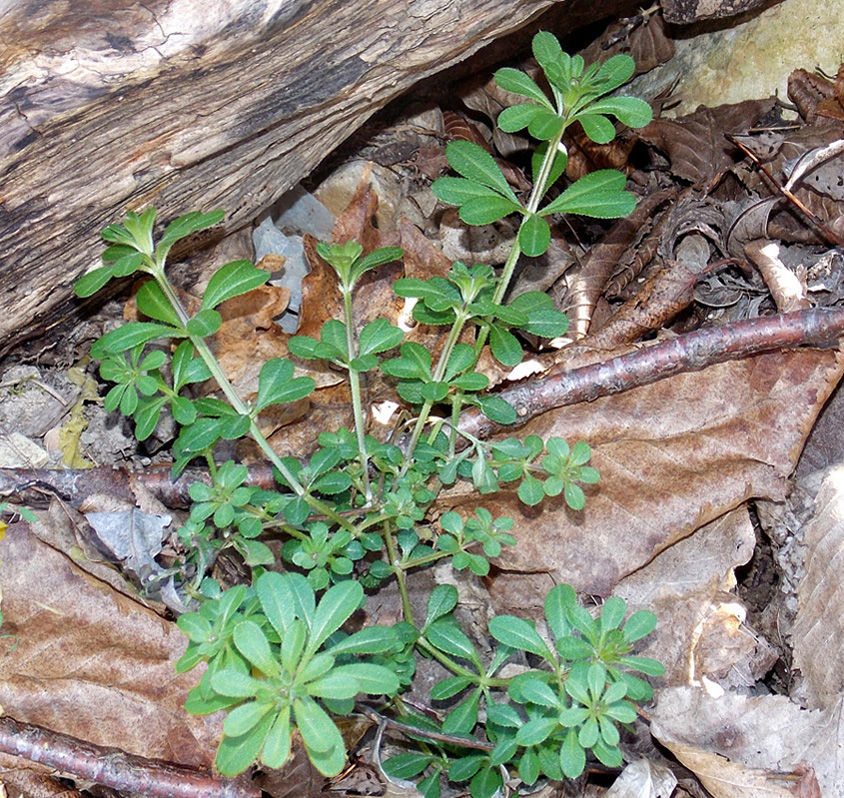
<box><xmin>0</xmin><ymin>0</ymin><xmax>581</xmax><ymax>349</ymax></box>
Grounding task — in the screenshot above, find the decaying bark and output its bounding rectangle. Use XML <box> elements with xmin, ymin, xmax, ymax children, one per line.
<box><xmin>0</xmin><ymin>0</ymin><xmax>635</xmax><ymax>354</ymax></box>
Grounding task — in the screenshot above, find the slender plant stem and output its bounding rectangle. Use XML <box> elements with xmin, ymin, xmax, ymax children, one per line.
<box><xmin>400</xmin><ymin>309</ymin><xmax>471</xmax><ymax>477</ymax></box>
<box><xmin>342</xmin><ymin>287</ymin><xmax>373</xmax><ymax>502</ymax></box>
<box><xmin>383</xmin><ymin>527</ymin><xmax>414</xmax><ymax>624</ymax></box>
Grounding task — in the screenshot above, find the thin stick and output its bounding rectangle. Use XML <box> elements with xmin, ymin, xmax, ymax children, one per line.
<box><xmin>458</xmin><ymin>307</ymin><xmax>844</xmax><ymax>440</ymax></box>
<box><xmin>0</xmin><ymin>716</ymin><xmax>260</xmax><ymax>798</ymax></box>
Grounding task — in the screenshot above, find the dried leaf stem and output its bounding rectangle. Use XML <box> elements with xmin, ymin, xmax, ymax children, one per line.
<box><xmin>0</xmin><ymin>715</ymin><xmax>260</xmax><ymax>798</ymax></box>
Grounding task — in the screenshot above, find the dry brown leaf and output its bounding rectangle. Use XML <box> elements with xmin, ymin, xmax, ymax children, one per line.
<box><xmin>0</xmin><ymin>521</ymin><xmax>219</xmax><ymax>769</ymax></box>
<box><xmin>603</xmin><ymin>758</ymin><xmax>677</xmax><ymax>798</ymax></box>
<box><xmin>651</xmin><ymin>687</ymin><xmax>842</xmax><ymax>798</ymax></box>
<box><xmin>455</xmin><ymin>346</ymin><xmax>844</xmax><ymax>596</ymax></box>
<box><xmin>613</xmin><ymin>508</ymin><xmax>757</xmax><ymax>687</ymax></box>
<box><xmin>577</xmin><ymin>12</ymin><xmax>675</xmax><ymax>76</ymax></box>
<box><xmin>640</xmin><ymin>99</ymin><xmax>775</xmax><ymax>187</ymax></box>
<box><xmin>792</xmin><ymin>463</ymin><xmax>844</xmax><ymax>709</ymax></box>
<box><xmin>558</xmin><ymin>188</ymin><xmax>676</xmax><ymax>341</ymax></box>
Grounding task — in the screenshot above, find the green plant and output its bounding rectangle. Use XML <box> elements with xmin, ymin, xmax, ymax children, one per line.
<box><xmin>74</xmin><ymin>31</ymin><xmax>660</xmax><ymax>795</ymax></box>
<box><xmin>385</xmin><ymin>584</ymin><xmax>661</xmax><ymax>798</ymax></box>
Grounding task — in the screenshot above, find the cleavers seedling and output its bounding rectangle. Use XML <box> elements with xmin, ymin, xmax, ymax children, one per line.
<box><xmin>74</xmin><ymin>31</ymin><xmax>661</xmax><ymax>797</ymax></box>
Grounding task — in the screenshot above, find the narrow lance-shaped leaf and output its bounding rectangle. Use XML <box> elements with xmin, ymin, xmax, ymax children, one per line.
<box><xmin>494</xmin><ymin>67</ymin><xmax>554</xmax><ymax>108</ymax></box>
<box><xmin>202</xmin><ymin>260</ymin><xmax>270</xmax><ymax>310</ymax></box>
<box><xmin>306</xmin><ymin>580</ymin><xmax>363</xmax><ymax>653</ymax></box>
<box><xmin>256</xmin><ymin>358</ymin><xmax>315</xmax><ymax>412</ymax></box>
<box><xmin>540</xmin><ymin>170</ymin><xmax>635</xmax><ymax>219</ymax></box>
<box><xmin>136</xmin><ymin>280</ymin><xmax>183</xmax><ymax>327</ymax></box>
<box><xmin>444</xmin><ymin>140</ymin><xmax>519</xmax><ymax>203</ymax></box>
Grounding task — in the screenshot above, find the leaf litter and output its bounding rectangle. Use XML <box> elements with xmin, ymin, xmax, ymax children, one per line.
<box><xmin>4</xmin><ymin>9</ymin><xmax>844</xmax><ymax>798</ymax></box>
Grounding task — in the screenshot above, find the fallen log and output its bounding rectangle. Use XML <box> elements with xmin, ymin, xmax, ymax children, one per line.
<box><xmin>0</xmin><ymin>0</ymin><xmax>637</xmax><ymax>353</ymax></box>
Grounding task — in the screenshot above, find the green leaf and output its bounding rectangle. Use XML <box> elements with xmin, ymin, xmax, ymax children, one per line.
<box><xmin>488</xmin><ymin>616</ymin><xmax>549</xmax><ymax>657</ymax></box>
<box><xmin>430</xmin><ymin>676</ymin><xmax>472</xmax><ymax>701</ymax></box>
<box><xmin>158</xmin><ymin>210</ymin><xmax>225</xmax><ymax>260</ymax></box>
<box><xmin>307</xmin><ymin>580</ymin><xmax>363</xmax><ymax>653</ymax></box>
<box><xmin>425</xmin><ymin>621</ymin><xmax>477</xmax><ymax>661</ymax></box>
<box><xmin>518</xmin><ymin>475</ymin><xmax>545</xmax><ymax>506</ymax></box>
<box><xmin>556</xmin><ymin>635</ymin><xmax>593</xmax><ymax>661</ymax></box>
<box><xmin>202</xmin><ymin>259</ymin><xmax>269</xmax><ymax>311</ymax></box>
<box><xmin>215</xmin><ymin>711</ymin><xmax>273</xmax><ymax>776</ymax></box>
<box><xmin>294</xmin><ymin>696</ymin><xmax>346</xmax><ymax>776</ymax></box>
<box><xmin>619</xmin><ymin>654</ymin><xmax>664</xmax><ymax>676</ymax></box>
<box><xmin>256</xmin><ymin>358</ymin><xmax>315</xmax><ymax>411</ymax></box>
<box><xmin>600</xmin><ymin>597</ymin><xmax>627</xmax><ymax>632</ymax></box>
<box><xmin>233</xmin><ymin>621</ymin><xmax>280</xmax><ymax>677</ymax></box>
<box><xmin>595</xmin><ymin>53</ymin><xmax>636</xmax><ymax>93</ymax></box>
<box><xmin>432</xmin><ymin>177</ymin><xmax>509</xmax><ymax>206</ymax></box>
<box><xmin>459</xmin><ymin>195</ymin><xmax>522</xmax><ymax>226</ymax></box>
<box><xmin>541</xmin><ymin>170</ymin><xmax>635</xmax><ymax>219</ymax></box>
<box><xmin>359</xmin><ymin>318</ymin><xmax>404</xmax><ymax>357</ymax></box>
<box><xmin>133</xmin><ymin>397</ymin><xmax>166</xmax><ymax>440</ymax></box>
<box><xmin>425</xmin><ymin>584</ymin><xmax>458</xmax><ymax>626</ymax></box>
<box><xmin>577</xmin><ymin>112</ymin><xmax>617</xmax><ymax>145</ymax></box>
<box><xmin>325</xmin><ymin>626</ymin><xmax>397</xmax><ymax>656</ymax></box>
<box><xmin>497</xmin><ymin>103</ymin><xmax>549</xmax><ymax>133</ymax></box>
<box><xmin>516</xmin><ymin>716</ymin><xmax>559</xmax><ymax>746</ymax></box>
<box><xmin>445</xmin><ymin>140</ymin><xmax>518</xmax><ymax>203</ymax></box>
<box><xmin>185</xmin><ymin>309</ymin><xmax>222</xmax><ymax>338</ymax></box>
<box><xmin>519</xmin><ymin>677</ymin><xmax>561</xmax><ymax>708</ymax></box>
<box><xmin>532</xmin><ymin>30</ymin><xmax>566</xmax><ymax>87</ymax></box>
<box><xmin>421</xmin><ymin>381</ymin><xmax>449</xmax><ymax>402</ymax></box>
<box><xmin>518</xmin><ymin>213</ymin><xmax>551</xmax><ymax>257</ymax></box>
<box><xmin>442</xmin><ymin>690</ymin><xmax>480</xmax><ymax>735</ymax></box>
<box><xmin>122</xmin><ymin>207</ymin><xmax>156</xmax><ymax>254</ymax></box>
<box><xmin>223</xmin><ymin>700</ymin><xmax>274</xmax><ymax>737</ymax></box>
<box><xmin>587</xmin><ymin>96</ymin><xmax>653</xmax><ymax>128</ymax></box>
<box><xmin>475</xmin><ymin>396</ymin><xmax>517</xmax><ymax>426</ymax></box>
<box><xmin>313</xmin><ymin>471</ymin><xmax>352</xmax><ymax>494</ymax></box>
<box><xmin>448</xmin><ymin>754</ymin><xmax>484</xmax><ymax>782</ymax></box>
<box><xmin>560</xmin><ymin>728</ymin><xmax>586</xmax><ymax>778</ymax></box>
<box><xmin>236</xmin><ymin>538</ymin><xmax>275</xmax><ymax>566</ymax></box>
<box><xmin>564</xmin><ymin>481</ymin><xmax>586</xmax><ymax>510</ymax></box>
<box><xmin>488</xmin><ymin>325</ymin><xmax>522</xmax><ymax>367</ymax></box>
<box><xmin>487</xmin><ymin>702</ymin><xmax>523</xmax><ymax>728</ymax></box>
<box><xmin>354</xmin><ymin>246</ymin><xmax>404</xmax><ymax>277</ymax></box>
<box><xmin>383</xmin><ymin>753</ymin><xmax>437</xmax><ymax>779</ymax></box>
<box><xmin>520</xmin><ymin>308</ymin><xmax>569</xmax><ymax>338</ymax></box>
<box><xmin>211</xmin><ymin>669</ymin><xmax>264</xmax><ymax>698</ymax></box>
<box><xmin>494</xmin><ymin>67</ymin><xmax>553</xmax><ymax>108</ymax></box>
<box><xmin>451</xmin><ymin>372</ymin><xmax>489</xmax><ymax>392</ymax></box>
<box><xmin>604</xmin><ymin>700</ymin><xmax>637</xmax><ymax>724</ymax></box>
<box><xmin>311</xmin><ymin>663</ymin><xmax>399</xmax><ymax>698</ymax></box>
<box><xmin>528</xmin><ymin>108</ymin><xmax>565</xmax><ymax>141</ymax></box>
<box><xmin>136</xmin><ymin>280</ymin><xmax>182</xmax><ymax>326</ymax></box>
<box><xmin>92</xmin><ymin>322</ymin><xmax>179</xmax><ymax>357</ymax></box>
<box><xmin>74</xmin><ymin>264</ymin><xmax>119</xmax><ymax>298</ymax></box>
<box><xmin>261</xmin><ymin>707</ymin><xmax>292</xmax><ymax>769</ymax></box>
<box><xmin>623</xmin><ymin>610</ymin><xmax>658</xmax><ymax>642</ymax></box>
<box><xmin>532</xmin><ymin>142</ymin><xmax>568</xmax><ymax>196</ymax></box>
<box><xmin>519</xmin><ymin>748</ymin><xmax>541</xmax><ymax>785</ymax></box>
<box><xmin>443</xmin><ymin>344</ymin><xmax>476</xmax><ymax>380</ymax></box>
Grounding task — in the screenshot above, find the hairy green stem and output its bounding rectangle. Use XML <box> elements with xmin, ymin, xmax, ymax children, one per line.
<box><xmin>400</xmin><ymin>308</ymin><xmax>471</xmax><ymax>476</ymax></box>
<box><xmin>383</xmin><ymin>528</ymin><xmax>414</xmax><ymax>624</ymax></box>
<box><xmin>341</xmin><ymin>287</ymin><xmax>373</xmax><ymax>502</ymax></box>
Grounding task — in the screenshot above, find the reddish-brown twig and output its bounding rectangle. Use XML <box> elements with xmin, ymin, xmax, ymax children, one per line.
<box><xmin>457</xmin><ymin>307</ymin><xmax>844</xmax><ymax>440</ymax></box>
<box><xmin>0</xmin><ymin>716</ymin><xmax>260</xmax><ymax>798</ymax></box>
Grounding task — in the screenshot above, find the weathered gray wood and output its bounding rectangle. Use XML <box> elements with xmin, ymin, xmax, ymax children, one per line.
<box><xmin>0</xmin><ymin>0</ymin><xmax>586</xmax><ymax>351</ymax></box>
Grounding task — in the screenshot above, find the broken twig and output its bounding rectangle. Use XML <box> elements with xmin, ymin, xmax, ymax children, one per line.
<box><xmin>0</xmin><ymin>715</ymin><xmax>260</xmax><ymax>798</ymax></box>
